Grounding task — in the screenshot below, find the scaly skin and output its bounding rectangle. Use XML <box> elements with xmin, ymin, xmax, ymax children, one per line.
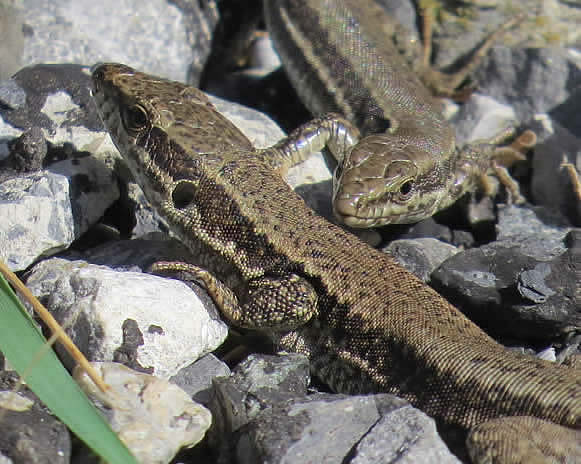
<box><xmin>264</xmin><ymin>0</ymin><xmax>530</xmax><ymax>227</ymax></box>
<box><xmin>91</xmin><ymin>63</ymin><xmax>580</xmax><ymax>463</ymax></box>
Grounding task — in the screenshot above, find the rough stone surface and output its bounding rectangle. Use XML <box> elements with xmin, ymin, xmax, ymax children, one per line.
<box><xmin>170</xmin><ymin>354</ymin><xmax>230</xmax><ymax>405</ymax></box>
<box><xmin>432</xmin><ymin>236</ymin><xmax>579</xmax><ymax>340</ymax></box>
<box><xmin>385</xmin><ymin>238</ymin><xmax>459</xmax><ymax>282</ymax></box>
<box><xmin>0</xmin><ymin>156</ymin><xmax>118</xmax><ymax>271</ymax></box>
<box><xmin>2</xmin><ymin>127</ymin><xmax>47</xmax><ymax>171</ymax></box>
<box><xmin>25</xmin><ymin>258</ymin><xmax>228</xmax><ymax>379</ymax></box>
<box><xmin>209</xmin><ymin>353</ymin><xmax>310</xmax><ymax>460</ymax></box>
<box><xmin>352</xmin><ymin>404</ymin><xmax>462</xmax><ymax>464</ymax></box>
<box><xmin>237</xmin><ymin>393</ymin><xmax>459</xmax><ymax>464</ymax></box>
<box><xmin>75</xmin><ymin>362</ymin><xmax>212</xmax><ymax>464</ymax></box>
<box><xmin>0</xmin><ymin>3</ymin><xmax>24</xmax><ymax>80</ymax></box>
<box><xmin>81</xmin><ymin>235</ymin><xmax>198</xmax><ymax>272</ymax></box>
<box><xmin>15</xmin><ymin>0</ymin><xmax>219</xmax><ymax>83</ymax></box>
<box><xmin>495</xmin><ymin>205</ymin><xmax>572</xmax><ymax>259</ymax></box>
<box><xmin>474</xmin><ymin>47</ymin><xmax>581</xmax><ymax>122</ymax></box>
<box><xmin>0</xmin><ymin>371</ymin><xmax>71</xmax><ymax>464</ymax></box>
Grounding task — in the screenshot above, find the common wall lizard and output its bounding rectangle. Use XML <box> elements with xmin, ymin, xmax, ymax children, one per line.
<box><xmin>91</xmin><ymin>63</ymin><xmax>579</xmax><ymax>463</ymax></box>
<box><xmin>263</xmin><ymin>0</ymin><xmax>531</xmax><ymax>227</ymax></box>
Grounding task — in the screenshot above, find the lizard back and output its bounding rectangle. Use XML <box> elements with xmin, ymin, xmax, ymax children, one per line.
<box><xmin>91</xmin><ymin>63</ymin><xmax>580</xmax><ymax>434</ymax></box>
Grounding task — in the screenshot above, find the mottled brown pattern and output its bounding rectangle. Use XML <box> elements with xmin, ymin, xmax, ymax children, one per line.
<box><xmin>91</xmin><ymin>63</ymin><xmax>580</xmax><ymax>463</ymax></box>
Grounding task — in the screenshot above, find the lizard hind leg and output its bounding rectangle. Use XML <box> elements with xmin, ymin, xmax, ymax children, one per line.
<box><xmin>149</xmin><ymin>261</ymin><xmax>318</xmax><ymax>331</ymax></box>
<box><xmin>418</xmin><ymin>3</ymin><xmax>525</xmax><ymax>100</ymax></box>
<box><xmin>469</xmin><ymin>129</ymin><xmax>536</xmax><ymax>204</ymax></box>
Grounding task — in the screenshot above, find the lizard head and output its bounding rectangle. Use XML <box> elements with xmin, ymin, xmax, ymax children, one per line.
<box><xmin>91</xmin><ymin>63</ymin><xmax>199</xmax><ymax>209</ymax></box>
<box><xmin>91</xmin><ymin>63</ymin><xmax>251</xmax><ymax>212</ymax></box>
<box><xmin>332</xmin><ymin>134</ymin><xmax>459</xmax><ymax>227</ymax></box>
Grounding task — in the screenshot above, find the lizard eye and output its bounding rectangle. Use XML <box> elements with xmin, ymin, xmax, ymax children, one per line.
<box><xmin>399</xmin><ymin>180</ymin><xmax>413</xmax><ymax>199</ymax></box>
<box><xmin>122</xmin><ymin>104</ymin><xmax>148</xmax><ymax>133</ymax></box>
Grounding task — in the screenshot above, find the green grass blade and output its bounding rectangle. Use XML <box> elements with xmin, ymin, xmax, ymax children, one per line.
<box><xmin>0</xmin><ymin>270</ymin><xmax>138</xmax><ymax>464</ymax></box>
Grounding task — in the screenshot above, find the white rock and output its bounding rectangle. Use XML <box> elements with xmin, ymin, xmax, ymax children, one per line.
<box><xmin>26</xmin><ymin>258</ymin><xmax>228</xmax><ymax>379</ymax></box>
<box><xmin>19</xmin><ymin>0</ymin><xmax>199</xmax><ymax>82</ymax></box>
<box><xmin>0</xmin><ymin>156</ymin><xmax>119</xmax><ymax>271</ymax></box>
<box><xmin>75</xmin><ymin>362</ymin><xmax>212</xmax><ymax>464</ymax></box>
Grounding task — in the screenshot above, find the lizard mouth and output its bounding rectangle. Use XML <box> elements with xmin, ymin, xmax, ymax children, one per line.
<box><xmin>333</xmin><ymin>187</ymin><xmax>440</xmax><ymax>227</ymax></box>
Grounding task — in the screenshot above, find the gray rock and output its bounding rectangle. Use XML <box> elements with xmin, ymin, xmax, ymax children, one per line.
<box><xmin>171</xmin><ymin>354</ymin><xmax>231</xmax><ymax>405</ymax></box>
<box><xmin>237</xmin><ymin>393</ymin><xmax>459</xmax><ymax>464</ymax></box>
<box><xmin>209</xmin><ymin>353</ymin><xmax>310</xmax><ymax>461</ymax></box>
<box><xmin>0</xmin><ymin>64</ymin><xmax>125</xmax><ymax>271</ymax></box>
<box><xmin>452</xmin><ymin>94</ymin><xmax>517</xmax><ymax>145</ymax></box>
<box><xmin>0</xmin><ymin>4</ymin><xmax>24</xmax><ymax>80</ymax></box>
<box><xmin>0</xmin><ymin>156</ymin><xmax>118</xmax><ymax>271</ymax></box>
<box><xmin>474</xmin><ymin>47</ymin><xmax>581</xmax><ymax>122</ymax></box>
<box><xmin>430</xmin><ymin>2</ymin><xmax>581</xmax><ymax>67</ymax></box>
<box><xmin>431</xmin><ymin>231</ymin><xmax>579</xmax><ymax>340</ymax></box>
<box><xmin>2</xmin><ymin>127</ymin><xmax>47</xmax><ymax>172</ymax></box>
<box><xmin>0</xmin><ymin>79</ymin><xmax>26</xmax><ymax>112</ymax></box>
<box><xmin>352</xmin><ymin>403</ymin><xmax>461</xmax><ymax>464</ymax></box>
<box><xmin>385</xmin><ymin>238</ymin><xmax>459</xmax><ymax>282</ymax></box>
<box><xmin>400</xmin><ymin>218</ymin><xmax>454</xmax><ymax>244</ymax></box>
<box><xmin>1</xmin><ymin>64</ymin><xmax>104</xmax><ymax>137</ymax></box>
<box><xmin>25</xmin><ymin>258</ymin><xmax>228</xmax><ymax>379</ymax></box>
<box><xmin>19</xmin><ymin>0</ymin><xmax>219</xmax><ymax>83</ymax></box>
<box><xmin>496</xmin><ymin>204</ymin><xmax>572</xmax><ymax>259</ymax></box>
<box><xmin>81</xmin><ymin>234</ymin><xmax>197</xmax><ymax>271</ymax></box>
<box><xmin>125</xmin><ymin>182</ymin><xmax>170</xmax><ymax>238</ymax></box>
<box><xmin>0</xmin><ymin>371</ymin><xmax>71</xmax><ymax>464</ymax></box>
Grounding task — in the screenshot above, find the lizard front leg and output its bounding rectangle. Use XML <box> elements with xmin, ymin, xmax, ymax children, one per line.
<box><xmin>258</xmin><ymin>113</ymin><xmax>360</xmax><ymax>176</ymax></box>
<box><xmin>150</xmin><ymin>261</ymin><xmax>318</xmax><ymax>331</ymax></box>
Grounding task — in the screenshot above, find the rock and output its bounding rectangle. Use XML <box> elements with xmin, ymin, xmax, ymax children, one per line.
<box><xmin>74</xmin><ymin>362</ymin><xmax>212</xmax><ymax>464</ymax></box>
<box><xmin>209</xmin><ymin>353</ymin><xmax>310</xmax><ymax>461</ymax></box>
<box><xmin>25</xmin><ymin>258</ymin><xmax>228</xmax><ymax>379</ymax></box>
<box><xmin>81</xmin><ymin>235</ymin><xmax>198</xmax><ymax>272</ymax></box>
<box><xmin>384</xmin><ymin>238</ymin><xmax>459</xmax><ymax>282</ymax></box>
<box><xmin>352</xmin><ymin>402</ymin><xmax>462</xmax><ymax>464</ymax></box>
<box><xmin>400</xmin><ymin>218</ymin><xmax>454</xmax><ymax>244</ymax></box>
<box><xmin>0</xmin><ymin>3</ymin><xmax>24</xmax><ymax>80</ymax></box>
<box><xmin>453</xmin><ymin>94</ymin><xmax>518</xmax><ymax>145</ymax></box>
<box><xmin>0</xmin><ymin>371</ymin><xmax>71</xmax><ymax>464</ymax></box>
<box><xmin>474</xmin><ymin>47</ymin><xmax>581</xmax><ymax>122</ymax></box>
<box><xmin>2</xmin><ymin>127</ymin><xmax>47</xmax><ymax>172</ymax></box>
<box><xmin>0</xmin><ymin>157</ymin><xmax>118</xmax><ymax>271</ymax></box>
<box><xmin>495</xmin><ymin>204</ymin><xmax>572</xmax><ymax>259</ymax></box>
<box><xmin>170</xmin><ymin>354</ymin><xmax>231</xmax><ymax>406</ymax></box>
<box><xmin>237</xmin><ymin>393</ymin><xmax>459</xmax><ymax>464</ymax></box>
<box><xmin>18</xmin><ymin>0</ymin><xmax>219</xmax><ymax>83</ymax></box>
<box><xmin>208</xmin><ymin>353</ymin><xmax>459</xmax><ymax>463</ymax></box>
<box><xmin>0</xmin><ymin>64</ymin><xmax>122</xmax><ymax>271</ymax></box>
<box><xmin>431</xmin><ymin>228</ymin><xmax>579</xmax><ymax>341</ymax></box>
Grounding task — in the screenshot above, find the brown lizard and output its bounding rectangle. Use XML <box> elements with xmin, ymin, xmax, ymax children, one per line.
<box><xmin>263</xmin><ymin>0</ymin><xmax>533</xmax><ymax>227</ymax></box>
<box><xmin>91</xmin><ymin>63</ymin><xmax>579</xmax><ymax>463</ymax></box>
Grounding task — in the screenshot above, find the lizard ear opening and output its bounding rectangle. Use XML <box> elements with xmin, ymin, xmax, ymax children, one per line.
<box><xmin>122</xmin><ymin>104</ymin><xmax>148</xmax><ymax>134</ymax></box>
<box><xmin>172</xmin><ymin>181</ymin><xmax>197</xmax><ymax>210</ymax></box>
